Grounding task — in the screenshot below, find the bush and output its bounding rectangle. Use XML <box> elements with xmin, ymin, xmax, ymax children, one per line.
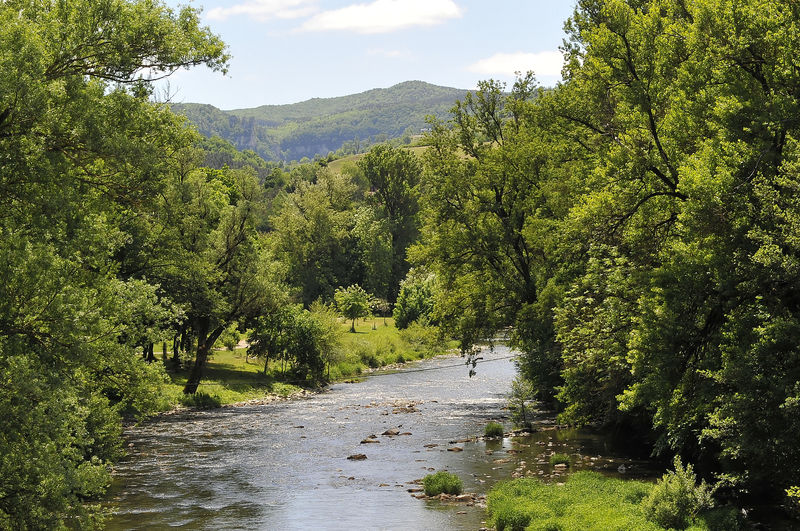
<box><xmin>393</xmin><ymin>270</ymin><xmax>435</xmax><ymax>329</ymax></box>
<box><xmin>179</xmin><ymin>391</ymin><xmax>222</xmax><ymax>409</ymax></box>
<box><xmin>485</xmin><ymin>422</ymin><xmax>505</xmax><ymax>438</ymax></box>
<box><xmin>508</xmin><ymin>376</ymin><xmax>536</xmax><ymax>429</ymax></box>
<box><xmin>641</xmin><ymin>457</ymin><xmax>713</xmax><ymax>529</ymax></box>
<box><xmin>549</xmin><ymin>453</ymin><xmax>570</xmax><ymax>466</ymax></box>
<box><xmin>423</xmin><ymin>471</ymin><xmax>463</xmax><ymax>496</ymax></box>
<box><xmin>399</xmin><ymin>323</ymin><xmax>444</xmax><ymax>354</ymax></box>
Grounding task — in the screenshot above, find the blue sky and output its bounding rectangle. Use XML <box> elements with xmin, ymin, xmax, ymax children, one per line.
<box><xmin>164</xmin><ymin>0</ymin><xmax>577</xmax><ymax>109</ymax></box>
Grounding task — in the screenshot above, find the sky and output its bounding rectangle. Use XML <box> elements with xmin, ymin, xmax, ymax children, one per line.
<box><xmin>163</xmin><ymin>0</ymin><xmax>578</xmax><ymax>110</ymax></box>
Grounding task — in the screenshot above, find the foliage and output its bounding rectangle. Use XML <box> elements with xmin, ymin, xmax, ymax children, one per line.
<box><xmin>398</xmin><ymin>323</ymin><xmax>446</xmax><ymax>356</ymax></box>
<box><xmin>358</xmin><ymin>144</ymin><xmax>422</xmax><ymax>299</ymax></box>
<box><xmin>642</xmin><ymin>458</ymin><xmax>714</xmax><ymax>530</ymax></box>
<box><xmin>0</xmin><ymin>0</ymin><xmax>227</xmax><ymax>526</ymax></box>
<box><xmin>334</xmin><ymin>284</ymin><xmax>372</xmax><ymax>332</ymax></box>
<box><xmin>487</xmin><ymin>472</ymin><xmax>737</xmax><ymax>531</ymax></box>
<box><xmin>485</xmin><ymin>422</ymin><xmax>505</xmax><ymax>438</ymax></box>
<box><xmin>788</xmin><ymin>486</ymin><xmax>800</xmax><ymax>519</ymax></box>
<box><xmin>422</xmin><ymin>471</ymin><xmax>463</xmax><ymax>496</ymax></box>
<box><xmin>269</xmin><ymin>170</ymin><xmax>363</xmax><ymax>306</ymax></box>
<box><xmin>507</xmin><ymin>376</ymin><xmax>537</xmax><ymax>430</ymax></box>
<box><xmin>414</xmin><ymin>73</ymin><xmax>576</xmax><ymax>402</ymax></box>
<box><xmin>393</xmin><ymin>269</ymin><xmax>436</xmax><ymax>329</ymax></box>
<box><xmin>416</xmin><ymin>0</ymin><xmax>800</xmax><ymax>504</ymax></box>
<box><xmin>248</xmin><ymin>301</ymin><xmax>343</xmax><ymax>382</ymax></box>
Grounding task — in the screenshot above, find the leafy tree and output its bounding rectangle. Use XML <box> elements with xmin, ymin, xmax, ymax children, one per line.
<box><xmin>392</xmin><ymin>269</ymin><xmax>436</xmax><ymax>329</ymax></box>
<box><xmin>270</xmin><ymin>170</ymin><xmax>362</xmax><ymax>306</ymax></box>
<box><xmin>417</xmin><ymin>0</ymin><xmax>800</xmax><ymax>505</ymax></box>
<box><xmin>415</xmin><ymin>74</ymin><xmax>579</xmax><ymax>399</ymax></box>
<box><xmin>358</xmin><ymin>144</ymin><xmax>422</xmax><ymax>300</ymax></box>
<box><xmin>0</xmin><ymin>0</ymin><xmax>227</xmax><ymax>526</ymax></box>
<box><xmin>334</xmin><ymin>284</ymin><xmax>371</xmax><ymax>332</ymax></box>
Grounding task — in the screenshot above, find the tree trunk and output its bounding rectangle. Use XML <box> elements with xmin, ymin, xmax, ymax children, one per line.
<box><xmin>172</xmin><ymin>333</ymin><xmax>181</xmax><ymax>365</ymax></box>
<box><xmin>144</xmin><ymin>342</ymin><xmax>155</xmax><ymax>363</ymax></box>
<box><xmin>183</xmin><ymin>317</ymin><xmax>225</xmax><ymax>394</ymax></box>
<box><xmin>162</xmin><ymin>341</ymin><xmax>168</xmax><ymax>362</ymax></box>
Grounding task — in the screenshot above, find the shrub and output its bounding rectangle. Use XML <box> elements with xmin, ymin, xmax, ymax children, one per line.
<box><xmin>399</xmin><ymin>323</ymin><xmax>444</xmax><ymax>354</ymax></box>
<box><xmin>423</xmin><ymin>471</ymin><xmax>463</xmax><ymax>496</ymax></box>
<box><xmin>485</xmin><ymin>422</ymin><xmax>505</xmax><ymax>438</ymax></box>
<box><xmin>494</xmin><ymin>509</ymin><xmax>532</xmax><ymax>531</ymax></box>
<box><xmin>358</xmin><ymin>351</ymin><xmax>379</xmax><ymax>368</ymax></box>
<box><xmin>549</xmin><ymin>453</ymin><xmax>570</xmax><ymax>466</ymax></box>
<box><xmin>641</xmin><ymin>457</ymin><xmax>713</xmax><ymax>529</ymax></box>
<box><xmin>395</xmin><ymin>353</ymin><xmax>406</xmax><ymax>364</ymax></box>
<box><xmin>508</xmin><ymin>376</ymin><xmax>536</xmax><ymax>429</ymax></box>
<box><xmin>393</xmin><ymin>270</ymin><xmax>435</xmax><ymax>329</ymax></box>
<box><xmin>179</xmin><ymin>391</ymin><xmax>222</xmax><ymax>409</ymax></box>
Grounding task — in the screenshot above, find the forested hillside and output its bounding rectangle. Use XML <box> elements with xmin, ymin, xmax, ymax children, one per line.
<box><xmin>172</xmin><ymin>81</ymin><xmax>468</xmax><ymax>162</ymax></box>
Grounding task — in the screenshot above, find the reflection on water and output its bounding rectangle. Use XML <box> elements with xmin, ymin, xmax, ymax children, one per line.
<box><xmin>106</xmin><ymin>346</ymin><xmax>662</xmax><ymax>530</ymax></box>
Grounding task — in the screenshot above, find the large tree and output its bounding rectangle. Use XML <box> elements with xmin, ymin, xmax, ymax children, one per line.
<box><xmin>358</xmin><ymin>144</ymin><xmax>422</xmax><ymax>300</ymax></box>
<box><xmin>418</xmin><ymin>0</ymin><xmax>800</xmax><ymax>505</ymax></box>
<box><xmin>0</xmin><ymin>0</ymin><xmax>227</xmax><ymax>526</ymax></box>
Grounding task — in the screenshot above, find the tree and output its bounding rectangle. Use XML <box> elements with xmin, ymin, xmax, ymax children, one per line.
<box><xmin>270</xmin><ymin>169</ymin><xmax>362</xmax><ymax>306</ymax></box>
<box><xmin>334</xmin><ymin>284</ymin><xmax>371</xmax><ymax>332</ymax></box>
<box><xmin>392</xmin><ymin>269</ymin><xmax>436</xmax><ymax>329</ymax></box>
<box><xmin>0</xmin><ymin>0</ymin><xmax>227</xmax><ymax>526</ymax></box>
<box><xmin>358</xmin><ymin>144</ymin><xmax>422</xmax><ymax>300</ymax></box>
<box><xmin>417</xmin><ymin>0</ymin><xmax>800</xmax><ymax>505</ymax></box>
<box><xmin>415</xmin><ymin>74</ymin><xmax>580</xmax><ymax>400</ymax></box>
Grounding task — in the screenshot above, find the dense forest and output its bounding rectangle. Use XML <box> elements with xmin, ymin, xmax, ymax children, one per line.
<box><xmin>2</xmin><ymin>0</ymin><xmax>800</xmax><ymax>528</ymax></box>
<box><xmin>172</xmin><ymin>81</ymin><xmax>469</xmax><ymax>162</ymax></box>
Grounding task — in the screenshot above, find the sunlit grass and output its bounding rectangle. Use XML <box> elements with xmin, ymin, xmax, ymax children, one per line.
<box><xmin>487</xmin><ymin>471</ymin><xmax>741</xmax><ymax>531</ymax></box>
<box><xmin>164</xmin><ymin>317</ymin><xmax>455</xmax><ymax>408</ymax></box>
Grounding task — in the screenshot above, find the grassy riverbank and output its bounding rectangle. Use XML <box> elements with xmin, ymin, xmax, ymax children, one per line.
<box><xmin>163</xmin><ymin>318</ymin><xmax>454</xmax><ymax>407</ymax></box>
<box><xmin>487</xmin><ymin>471</ymin><xmax>741</xmax><ymax>531</ymax></box>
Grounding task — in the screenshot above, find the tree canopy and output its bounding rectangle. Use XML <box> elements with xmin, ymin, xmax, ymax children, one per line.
<box><xmin>0</xmin><ymin>0</ymin><xmax>228</xmax><ymax>526</ymax></box>
<box><xmin>415</xmin><ymin>0</ymin><xmax>800</xmax><ymax>505</ymax></box>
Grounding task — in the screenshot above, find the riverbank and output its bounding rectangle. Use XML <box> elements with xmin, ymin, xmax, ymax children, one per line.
<box><xmin>161</xmin><ymin>318</ymin><xmax>457</xmax><ymax>410</ymax></box>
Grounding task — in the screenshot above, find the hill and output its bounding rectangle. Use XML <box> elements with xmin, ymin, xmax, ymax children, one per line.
<box><xmin>172</xmin><ymin>81</ymin><xmax>468</xmax><ymax>162</ymax></box>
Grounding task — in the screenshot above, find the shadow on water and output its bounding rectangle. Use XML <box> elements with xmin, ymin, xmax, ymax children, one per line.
<box><xmin>105</xmin><ymin>345</ymin><xmax>664</xmax><ymax>530</ymax></box>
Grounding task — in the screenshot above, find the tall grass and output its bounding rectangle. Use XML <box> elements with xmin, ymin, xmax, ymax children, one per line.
<box><xmin>487</xmin><ymin>471</ymin><xmax>740</xmax><ymax>531</ymax></box>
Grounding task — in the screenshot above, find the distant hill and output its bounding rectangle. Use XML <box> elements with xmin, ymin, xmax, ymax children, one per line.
<box><xmin>172</xmin><ymin>81</ymin><xmax>469</xmax><ymax>162</ymax></box>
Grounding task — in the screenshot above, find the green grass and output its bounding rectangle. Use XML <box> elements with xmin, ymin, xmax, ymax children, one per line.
<box><xmin>163</xmin><ymin>318</ymin><xmax>454</xmax><ymax>408</ymax></box>
<box><xmin>329</xmin><ymin>317</ymin><xmax>454</xmax><ymax>381</ymax></box>
<box><xmin>423</xmin><ymin>471</ymin><xmax>463</xmax><ymax>496</ymax></box>
<box><xmin>163</xmin><ymin>348</ymin><xmax>305</xmax><ymax>407</ymax></box>
<box><xmin>485</xmin><ymin>422</ymin><xmax>505</xmax><ymax>438</ymax></box>
<box><xmin>487</xmin><ymin>472</ymin><xmax>741</xmax><ymax>531</ymax></box>
<box><xmin>549</xmin><ymin>453</ymin><xmax>570</xmax><ymax>466</ymax></box>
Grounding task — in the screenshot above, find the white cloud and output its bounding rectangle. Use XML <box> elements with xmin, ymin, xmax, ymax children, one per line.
<box><xmin>366</xmin><ymin>48</ymin><xmax>409</xmax><ymax>58</ymax></box>
<box><xmin>468</xmin><ymin>51</ymin><xmax>563</xmax><ymax>79</ymax></box>
<box><xmin>300</xmin><ymin>0</ymin><xmax>462</xmax><ymax>34</ymax></box>
<box><xmin>206</xmin><ymin>0</ymin><xmax>318</xmax><ymax>22</ymax></box>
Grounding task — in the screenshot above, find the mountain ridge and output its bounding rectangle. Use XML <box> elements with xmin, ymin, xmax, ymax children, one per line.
<box><xmin>172</xmin><ymin>80</ymin><xmax>470</xmax><ymax>162</ymax></box>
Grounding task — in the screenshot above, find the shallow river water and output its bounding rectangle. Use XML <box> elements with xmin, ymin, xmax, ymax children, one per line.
<box><xmin>106</xmin><ymin>345</ymin><xmax>661</xmax><ymax>530</ymax></box>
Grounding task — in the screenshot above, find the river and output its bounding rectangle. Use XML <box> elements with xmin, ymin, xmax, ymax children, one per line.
<box><xmin>106</xmin><ymin>345</ymin><xmax>660</xmax><ymax>530</ymax></box>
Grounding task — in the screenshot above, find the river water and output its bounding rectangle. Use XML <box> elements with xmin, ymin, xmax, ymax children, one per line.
<box><xmin>106</xmin><ymin>345</ymin><xmax>660</xmax><ymax>530</ymax></box>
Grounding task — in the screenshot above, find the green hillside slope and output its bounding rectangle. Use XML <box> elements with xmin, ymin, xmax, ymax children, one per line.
<box><xmin>172</xmin><ymin>81</ymin><xmax>468</xmax><ymax>162</ymax></box>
